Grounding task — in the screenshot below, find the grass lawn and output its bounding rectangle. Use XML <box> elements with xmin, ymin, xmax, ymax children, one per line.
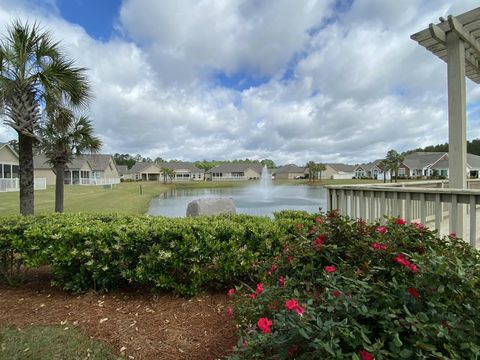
<box><xmin>0</xmin><ymin>178</ymin><xmax>384</xmax><ymax>216</ymax></box>
<box><xmin>0</xmin><ymin>182</ymin><xmax>172</xmax><ymax>216</ymax></box>
<box><xmin>0</xmin><ymin>326</ymin><xmax>115</xmax><ymax>360</ymax></box>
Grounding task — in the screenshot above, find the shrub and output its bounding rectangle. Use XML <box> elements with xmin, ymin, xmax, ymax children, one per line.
<box><xmin>227</xmin><ymin>213</ymin><xmax>480</xmax><ymax>359</ymax></box>
<box><xmin>0</xmin><ymin>213</ymin><xmax>293</xmax><ymax>296</ymax></box>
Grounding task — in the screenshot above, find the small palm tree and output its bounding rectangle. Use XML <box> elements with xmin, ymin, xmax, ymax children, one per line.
<box><xmin>39</xmin><ymin>113</ymin><xmax>101</xmax><ymax>212</ymax></box>
<box><xmin>0</xmin><ymin>21</ymin><xmax>90</xmax><ymax>215</ymax></box>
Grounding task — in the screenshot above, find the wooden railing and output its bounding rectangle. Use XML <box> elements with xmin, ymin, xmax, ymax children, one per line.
<box><xmin>325</xmin><ymin>180</ymin><xmax>480</xmax><ymax>248</ymax></box>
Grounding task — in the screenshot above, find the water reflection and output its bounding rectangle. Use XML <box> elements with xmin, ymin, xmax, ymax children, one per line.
<box><xmin>148</xmin><ymin>185</ymin><xmax>326</xmax><ymax>217</ymax></box>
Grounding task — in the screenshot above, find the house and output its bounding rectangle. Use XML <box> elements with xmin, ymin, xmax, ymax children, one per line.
<box><xmin>354</xmin><ymin>160</ymin><xmax>391</xmax><ymax>180</ymax></box>
<box><xmin>33</xmin><ymin>153</ymin><xmax>120</xmax><ymax>185</ymax></box>
<box><xmin>207</xmin><ymin>163</ymin><xmax>263</xmax><ymax>181</ymax></box>
<box><xmin>117</xmin><ymin>165</ymin><xmax>128</xmax><ymax>179</ymax></box>
<box><xmin>157</xmin><ymin>162</ymin><xmax>205</xmax><ymax>181</ymax></box>
<box><xmin>274</xmin><ymin>164</ymin><xmax>308</xmax><ymax>180</ymax></box>
<box><xmin>402</xmin><ymin>152</ymin><xmax>449</xmax><ymax>178</ymax></box>
<box><xmin>323</xmin><ymin>163</ymin><xmax>356</xmax><ymax>179</ymax></box>
<box><xmin>124</xmin><ymin>161</ymin><xmax>205</xmax><ymax>181</ymax></box>
<box><xmin>78</xmin><ymin>154</ymin><xmax>120</xmax><ymax>181</ymax></box>
<box><xmin>0</xmin><ymin>142</ymin><xmax>19</xmax><ymax>180</ymax></box>
<box><xmin>34</xmin><ymin>154</ymin><xmax>92</xmax><ymax>185</ymax></box>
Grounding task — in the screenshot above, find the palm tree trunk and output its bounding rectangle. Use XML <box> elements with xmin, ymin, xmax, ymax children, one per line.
<box><xmin>18</xmin><ymin>133</ymin><xmax>34</xmax><ymax>215</ymax></box>
<box><xmin>54</xmin><ymin>163</ymin><xmax>66</xmax><ymax>213</ymax></box>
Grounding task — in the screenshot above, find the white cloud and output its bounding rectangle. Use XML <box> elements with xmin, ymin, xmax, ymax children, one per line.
<box><xmin>0</xmin><ymin>0</ymin><xmax>479</xmax><ymax>165</ymax></box>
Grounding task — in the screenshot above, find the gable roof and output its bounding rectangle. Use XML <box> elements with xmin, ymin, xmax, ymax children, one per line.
<box><xmin>467</xmin><ymin>153</ymin><xmax>480</xmax><ymax>169</ymax></box>
<box><xmin>275</xmin><ymin>164</ymin><xmax>307</xmax><ymax>174</ymax></box>
<box><xmin>126</xmin><ymin>161</ymin><xmax>156</xmax><ymax>174</ymax></box>
<box><xmin>0</xmin><ymin>142</ymin><xmax>19</xmax><ymax>159</ymax></box>
<box><xmin>326</xmin><ymin>163</ymin><xmax>356</xmax><ymax>172</ymax></box>
<box><xmin>33</xmin><ymin>154</ymin><xmax>91</xmax><ymax>170</ymax></box>
<box><xmin>208</xmin><ymin>163</ymin><xmax>263</xmax><ymax>174</ymax></box>
<box><xmin>355</xmin><ymin>159</ymin><xmax>384</xmax><ymax>172</ymax></box>
<box><xmin>403</xmin><ymin>152</ymin><xmax>447</xmax><ymax>170</ymax></box>
<box><xmin>117</xmin><ymin>165</ymin><xmax>128</xmax><ymax>174</ymax></box>
<box><xmin>78</xmin><ymin>154</ymin><xmax>117</xmax><ymax>172</ymax></box>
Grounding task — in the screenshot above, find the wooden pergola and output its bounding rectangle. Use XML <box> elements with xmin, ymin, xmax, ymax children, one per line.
<box><xmin>411</xmin><ymin>7</ymin><xmax>480</xmax><ymax>233</ymax></box>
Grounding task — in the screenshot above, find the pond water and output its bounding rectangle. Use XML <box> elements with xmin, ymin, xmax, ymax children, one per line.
<box><xmin>148</xmin><ymin>185</ymin><xmax>327</xmax><ymax>217</ymax></box>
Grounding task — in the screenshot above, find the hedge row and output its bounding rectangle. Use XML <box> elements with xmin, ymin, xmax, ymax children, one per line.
<box><xmin>0</xmin><ymin>211</ymin><xmax>311</xmax><ymax>295</ymax></box>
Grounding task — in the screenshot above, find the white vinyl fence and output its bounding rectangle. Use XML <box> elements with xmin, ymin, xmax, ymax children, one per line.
<box><xmin>0</xmin><ymin>178</ymin><xmax>47</xmax><ymax>192</ymax></box>
<box><xmin>79</xmin><ymin>178</ymin><xmax>121</xmax><ymax>186</ymax></box>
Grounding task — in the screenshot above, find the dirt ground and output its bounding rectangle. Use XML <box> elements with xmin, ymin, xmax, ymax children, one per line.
<box><xmin>0</xmin><ymin>269</ymin><xmax>238</xmax><ymax>360</ymax></box>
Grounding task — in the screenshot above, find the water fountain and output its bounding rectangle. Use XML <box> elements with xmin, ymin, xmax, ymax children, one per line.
<box><xmin>260</xmin><ymin>165</ymin><xmax>273</xmax><ymax>198</ymax></box>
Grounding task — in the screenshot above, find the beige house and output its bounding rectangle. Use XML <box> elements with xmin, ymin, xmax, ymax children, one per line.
<box><xmin>0</xmin><ymin>142</ymin><xmax>19</xmax><ymax>180</ymax></box>
<box><xmin>79</xmin><ymin>154</ymin><xmax>120</xmax><ymax>181</ymax></box>
<box><xmin>274</xmin><ymin>164</ymin><xmax>308</xmax><ymax>180</ymax></box>
<box><xmin>323</xmin><ymin>163</ymin><xmax>356</xmax><ymax>179</ymax></box>
<box><xmin>207</xmin><ymin>163</ymin><xmax>263</xmax><ymax>181</ymax></box>
<box><xmin>34</xmin><ymin>154</ymin><xmax>120</xmax><ymax>186</ymax></box>
<box><xmin>124</xmin><ymin>161</ymin><xmax>205</xmax><ymax>181</ymax></box>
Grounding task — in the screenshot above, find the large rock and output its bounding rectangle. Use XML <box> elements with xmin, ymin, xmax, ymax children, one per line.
<box><xmin>186</xmin><ymin>198</ymin><xmax>236</xmax><ymax>217</ymax></box>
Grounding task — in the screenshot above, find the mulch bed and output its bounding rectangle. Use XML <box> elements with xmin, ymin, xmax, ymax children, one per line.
<box><xmin>0</xmin><ymin>268</ymin><xmax>238</xmax><ymax>359</ymax></box>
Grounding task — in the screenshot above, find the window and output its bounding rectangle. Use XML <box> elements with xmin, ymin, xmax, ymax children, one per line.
<box><xmin>398</xmin><ymin>168</ymin><xmax>406</xmax><ymax>177</ymax></box>
<box><xmin>0</xmin><ymin>164</ymin><xmax>3</xmax><ymax>178</ymax></box>
<box><xmin>232</xmin><ymin>172</ymin><xmax>244</xmax><ymax>177</ymax></box>
<box><xmin>92</xmin><ymin>171</ymin><xmax>101</xmax><ymax>179</ymax></box>
<box><xmin>4</xmin><ymin>164</ymin><xmax>11</xmax><ymax>178</ymax></box>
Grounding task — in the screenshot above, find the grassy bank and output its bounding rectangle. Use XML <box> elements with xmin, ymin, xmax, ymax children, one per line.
<box><xmin>0</xmin><ymin>182</ymin><xmax>171</xmax><ymax>216</ymax></box>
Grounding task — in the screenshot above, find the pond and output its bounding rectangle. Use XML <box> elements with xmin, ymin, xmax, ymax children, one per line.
<box><xmin>148</xmin><ymin>185</ymin><xmax>327</xmax><ymax>217</ymax></box>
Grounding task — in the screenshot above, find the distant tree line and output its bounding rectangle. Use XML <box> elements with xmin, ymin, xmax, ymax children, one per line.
<box><xmin>404</xmin><ymin>138</ymin><xmax>480</xmax><ymax>156</ymax></box>
<box><xmin>112</xmin><ymin>154</ymin><xmax>276</xmax><ymax>171</ymax></box>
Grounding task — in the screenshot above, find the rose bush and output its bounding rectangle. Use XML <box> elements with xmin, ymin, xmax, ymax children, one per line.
<box><xmin>228</xmin><ymin>212</ymin><xmax>480</xmax><ymax>359</ymax></box>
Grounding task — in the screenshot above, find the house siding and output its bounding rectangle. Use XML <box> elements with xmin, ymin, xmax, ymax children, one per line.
<box><xmin>34</xmin><ymin>169</ymin><xmax>56</xmax><ymax>185</ymax></box>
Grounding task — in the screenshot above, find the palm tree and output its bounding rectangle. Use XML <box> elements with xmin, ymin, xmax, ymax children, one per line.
<box><xmin>161</xmin><ymin>167</ymin><xmax>175</xmax><ymax>184</ymax></box>
<box><xmin>317</xmin><ymin>163</ymin><xmax>326</xmax><ymax>182</ymax></box>
<box><xmin>39</xmin><ymin>113</ymin><xmax>101</xmax><ymax>212</ymax></box>
<box><xmin>385</xmin><ymin>150</ymin><xmax>405</xmax><ymax>183</ymax></box>
<box><xmin>0</xmin><ymin>21</ymin><xmax>90</xmax><ymax>215</ymax></box>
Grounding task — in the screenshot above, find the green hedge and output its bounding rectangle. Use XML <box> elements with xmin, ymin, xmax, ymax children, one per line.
<box><xmin>0</xmin><ymin>212</ymin><xmax>302</xmax><ymax>296</ymax></box>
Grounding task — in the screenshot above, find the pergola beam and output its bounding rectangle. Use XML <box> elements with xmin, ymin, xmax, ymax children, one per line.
<box><xmin>448</xmin><ymin>15</ymin><xmax>480</xmax><ymax>61</ymax></box>
<box><xmin>428</xmin><ymin>22</ymin><xmax>480</xmax><ymax>71</ymax></box>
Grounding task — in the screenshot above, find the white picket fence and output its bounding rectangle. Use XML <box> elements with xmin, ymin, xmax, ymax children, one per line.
<box><xmin>0</xmin><ymin>178</ymin><xmax>47</xmax><ymax>192</ymax></box>
<box><xmin>79</xmin><ymin>178</ymin><xmax>121</xmax><ymax>186</ymax></box>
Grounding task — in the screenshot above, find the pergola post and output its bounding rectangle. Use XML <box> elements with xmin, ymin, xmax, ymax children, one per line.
<box><xmin>447</xmin><ymin>31</ymin><xmax>467</xmax><ymax>235</ymax></box>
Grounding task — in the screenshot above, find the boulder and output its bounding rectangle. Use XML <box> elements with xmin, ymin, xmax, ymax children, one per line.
<box><xmin>186</xmin><ymin>198</ymin><xmax>236</xmax><ymax>217</ymax></box>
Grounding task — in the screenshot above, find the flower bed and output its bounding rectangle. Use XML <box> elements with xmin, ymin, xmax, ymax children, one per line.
<box><xmin>227</xmin><ymin>212</ymin><xmax>480</xmax><ymax>359</ymax></box>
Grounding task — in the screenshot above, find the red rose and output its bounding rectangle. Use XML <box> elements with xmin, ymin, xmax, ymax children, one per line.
<box><xmin>314</xmin><ymin>217</ymin><xmax>323</xmax><ymax>224</ymax></box>
<box><xmin>250</xmin><ymin>293</ymin><xmax>256</xmax><ymax>299</ymax></box>
<box><xmin>407</xmin><ymin>287</ymin><xmax>420</xmax><ymax>300</ymax></box>
<box><xmin>324</xmin><ymin>265</ymin><xmax>336</xmax><ymax>273</ymax></box>
<box><xmin>285</xmin><ymin>299</ymin><xmax>305</xmax><ymax>316</ymax></box>
<box><xmin>257</xmin><ymin>317</ymin><xmax>273</xmax><ymax>334</ymax></box>
<box><xmin>313</xmin><ymin>234</ymin><xmax>326</xmax><ymax>250</ymax></box>
<box><xmin>371</xmin><ymin>242</ymin><xmax>388</xmax><ymax>251</ymax></box>
<box><xmin>395</xmin><ymin>218</ymin><xmax>406</xmax><ymax>225</ymax></box>
<box><xmin>256</xmin><ymin>283</ymin><xmax>264</xmax><ymax>295</ymax></box>
<box><xmin>331</xmin><ymin>290</ymin><xmax>341</xmax><ymax>298</ymax></box>
<box><xmin>359</xmin><ymin>349</ymin><xmax>374</xmax><ymax>360</ymax></box>
<box><xmin>227</xmin><ymin>288</ymin><xmax>235</xmax><ymax>296</ymax></box>
<box><xmin>375</xmin><ymin>226</ymin><xmax>387</xmax><ymax>234</ymax></box>
<box><xmin>279</xmin><ymin>276</ymin><xmax>285</xmax><ymax>287</ymax></box>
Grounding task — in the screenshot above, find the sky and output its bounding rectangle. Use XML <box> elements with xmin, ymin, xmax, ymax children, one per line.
<box><xmin>0</xmin><ymin>0</ymin><xmax>480</xmax><ymax>165</ymax></box>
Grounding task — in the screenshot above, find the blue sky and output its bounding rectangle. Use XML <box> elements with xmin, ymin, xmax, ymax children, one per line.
<box><xmin>0</xmin><ymin>0</ymin><xmax>479</xmax><ymax>164</ymax></box>
<box><xmin>56</xmin><ymin>0</ymin><xmax>121</xmax><ymax>41</ymax></box>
